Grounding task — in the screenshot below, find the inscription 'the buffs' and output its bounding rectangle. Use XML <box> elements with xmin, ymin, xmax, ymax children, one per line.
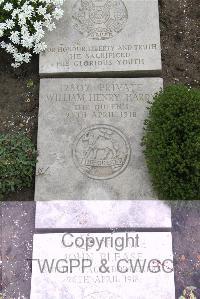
<box><xmin>73</xmin><ymin>125</ymin><xmax>131</xmax><ymax>180</ymax></box>
<box><xmin>72</xmin><ymin>0</ymin><xmax>128</xmax><ymax>40</ymax></box>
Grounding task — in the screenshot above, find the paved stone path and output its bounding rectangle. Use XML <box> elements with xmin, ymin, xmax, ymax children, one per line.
<box><xmin>1</xmin><ymin>202</ymin><xmax>35</xmax><ymax>299</ymax></box>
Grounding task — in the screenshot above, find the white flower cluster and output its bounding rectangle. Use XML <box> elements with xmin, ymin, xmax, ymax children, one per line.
<box><xmin>0</xmin><ymin>0</ymin><xmax>65</xmax><ymax>68</ymax></box>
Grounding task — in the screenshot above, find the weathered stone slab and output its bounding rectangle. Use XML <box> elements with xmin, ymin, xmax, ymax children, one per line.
<box><xmin>30</xmin><ymin>232</ymin><xmax>175</xmax><ymax>299</ymax></box>
<box><xmin>35</xmin><ymin>200</ymin><xmax>171</xmax><ymax>229</ymax></box>
<box><xmin>39</xmin><ymin>0</ymin><xmax>162</xmax><ymax>76</ymax></box>
<box><xmin>35</xmin><ymin>78</ymin><xmax>163</xmax><ymax>201</ymax></box>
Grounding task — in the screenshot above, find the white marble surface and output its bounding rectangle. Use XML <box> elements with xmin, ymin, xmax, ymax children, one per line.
<box><xmin>39</xmin><ymin>0</ymin><xmax>161</xmax><ymax>76</ymax></box>
<box><xmin>30</xmin><ymin>232</ymin><xmax>175</xmax><ymax>299</ymax></box>
<box><xmin>35</xmin><ymin>200</ymin><xmax>171</xmax><ymax>229</ymax></box>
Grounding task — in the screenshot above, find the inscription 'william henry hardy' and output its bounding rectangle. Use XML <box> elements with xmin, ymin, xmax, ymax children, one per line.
<box><xmin>35</xmin><ymin>78</ymin><xmax>163</xmax><ymax>201</ymax></box>
<box><xmin>39</xmin><ymin>0</ymin><xmax>161</xmax><ymax>76</ymax></box>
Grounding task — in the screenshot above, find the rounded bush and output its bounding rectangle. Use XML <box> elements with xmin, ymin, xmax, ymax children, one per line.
<box><xmin>143</xmin><ymin>85</ymin><xmax>200</xmax><ymax>201</ymax></box>
<box><xmin>0</xmin><ymin>133</ymin><xmax>37</xmax><ymax>197</ymax></box>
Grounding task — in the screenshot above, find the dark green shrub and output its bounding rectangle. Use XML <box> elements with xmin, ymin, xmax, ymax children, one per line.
<box><xmin>0</xmin><ymin>133</ymin><xmax>37</xmax><ymax>197</ymax></box>
<box><xmin>143</xmin><ymin>85</ymin><xmax>200</xmax><ymax>201</ymax></box>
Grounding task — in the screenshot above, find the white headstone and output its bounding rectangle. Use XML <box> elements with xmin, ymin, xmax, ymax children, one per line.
<box><xmin>35</xmin><ymin>78</ymin><xmax>163</xmax><ymax>201</ymax></box>
<box><xmin>39</xmin><ymin>0</ymin><xmax>162</xmax><ymax>76</ymax></box>
<box><xmin>30</xmin><ymin>232</ymin><xmax>175</xmax><ymax>299</ymax></box>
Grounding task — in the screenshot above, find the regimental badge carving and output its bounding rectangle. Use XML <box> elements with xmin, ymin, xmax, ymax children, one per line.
<box><xmin>72</xmin><ymin>0</ymin><xmax>128</xmax><ymax>40</ymax></box>
<box><xmin>73</xmin><ymin>124</ymin><xmax>131</xmax><ymax>180</ymax></box>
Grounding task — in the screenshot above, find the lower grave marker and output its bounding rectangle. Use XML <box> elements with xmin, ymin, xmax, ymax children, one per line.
<box><xmin>35</xmin><ymin>200</ymin><xmax>172</xmax><ymax>229</ymax></box>
<box><xmin>30</xmin><ymin>231</ymin><xmax>175</xmax><ymax>299</ymax></box>
<box><xmin>35</xmin><ymin>78</ymin><xmax>163</xmax><ymax>201</ymax></box>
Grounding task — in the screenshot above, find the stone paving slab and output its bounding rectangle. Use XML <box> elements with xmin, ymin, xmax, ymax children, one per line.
<box><xmin>30</xmin><ymin>232</ymin><xmax>175</xmax><ymax>299</ymax></box>
<box><xmin>35</xmin><ymin>78</ymin><xmax>163</xmax><ymax>201</ymax></box>
<box><xmin>1</xmin><ymin>202</ymin><xmax>35</xmax><ymax>299</ymax></box>
<box><xmin>35</xmin><ymin>200</ymin><xmax>171</xmax><ymax>229</ymax></box>
<box><xmin>39</xmin><ymin>0</ymin><xmax>161</xmax><ymax>76</ymax></box>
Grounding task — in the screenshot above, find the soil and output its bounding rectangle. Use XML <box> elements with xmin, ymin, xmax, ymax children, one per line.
<box><xmin>160</xmin><ymin>0</ymin><xmax>200</xmax><ymax>88</ymax></box>
<box><xmin>0</xmin><ymin>52</ymin><xmax>39</xmax><ymax>201</ymax></box>
<box><xmin>0</xmin><ymin>0</ymin><xmax>200</xmax><ymax>297</ymax></box>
